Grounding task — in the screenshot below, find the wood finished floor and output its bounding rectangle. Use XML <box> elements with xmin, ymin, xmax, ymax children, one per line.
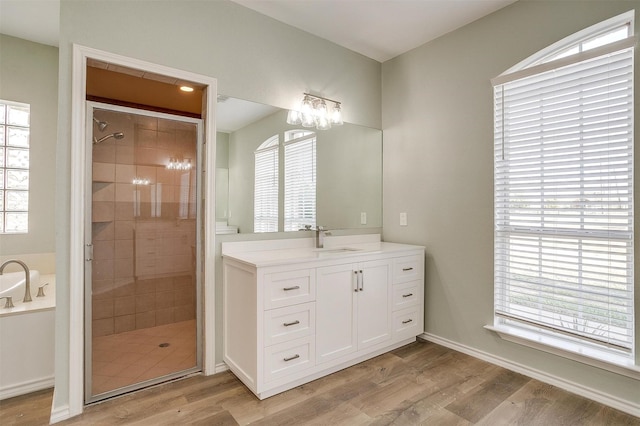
<box><xmin>1</xmin><ymin>340</ymin><xmax>638</xmax><ymax>425</ymax></box>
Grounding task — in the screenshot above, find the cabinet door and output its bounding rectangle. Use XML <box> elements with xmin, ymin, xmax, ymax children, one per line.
<box><xmin>357</xmin><ymin>259</ymin><xmax>393</xmax><ymax>350</ymax></box>
<box><xmin>316</xmin><ymin>263</ymin><xmax>358</xmax><ymax>364</ymax></box>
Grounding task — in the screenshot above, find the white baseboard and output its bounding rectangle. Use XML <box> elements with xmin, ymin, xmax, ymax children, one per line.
<box><xmin>420</xmin><ymin>333</ymin><xmax>640</xmax><ymax>418</ymax></box>
<box><xmin>0</xmin><ymin>376</ymin><xmax>54</xmax><ymax>401</ymax></box>
<box><xmin>215</xmin><ymin>362</ymin><xmax>229</xmax><ymax>374</ymax></box>
<box><xmin>49</xmin><ymin>403</ymin><xmax>70</xmax><ymax>424</ymax></box>
<box><xmin>49</xmin><ymin>404</ymin><xmax>71</xmax><ymax>425</ymax></box>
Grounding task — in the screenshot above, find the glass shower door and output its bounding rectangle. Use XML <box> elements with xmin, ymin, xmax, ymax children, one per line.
<box><xmin>85</xmin><ymin>103</ymin><xmax>202</xmax><ymax>403</ymax></box>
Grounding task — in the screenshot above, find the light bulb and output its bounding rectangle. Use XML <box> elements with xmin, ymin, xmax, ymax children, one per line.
<box><xmin>315</xmin><ymin>100</ymin><xmax>328</xmax><ymax>119</ymax></box>
<box><xmin>287</xmin><ymin>110</ymin><xmax>302</xmax><ymax>125</ymax></box>
<box><xmin>331</xmin><ymin>103</ymin><xmax>343</xmax><ymax>125</ymax></box>
<box><xmin>301</xmin><ymin>95</ymin><xmax>313</xmax><ymax>116</ymax></box>
<box><xmin>316</xmin><ymin>115</ymin><xmax>331</xmax><ymax>130</ymax></box>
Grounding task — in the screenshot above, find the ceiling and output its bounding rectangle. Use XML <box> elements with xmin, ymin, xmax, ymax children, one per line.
<box><xmin>0</xmin><ymin>0</ymin><xmax>59</xmax><ymax>47</ymax></box>
<box><xmin>1</xmin><ymin>0</ymin><xmax>516</xmax><ymax>62</ymax></box>
<box><xmin>231</xmin><ymin>0</ymin><xmax>517</xmax><ymax>62</ymax></box>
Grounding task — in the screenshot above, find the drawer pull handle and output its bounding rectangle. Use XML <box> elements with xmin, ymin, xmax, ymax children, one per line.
<box><xmin>402</xmin><ymin>293</ymin><xmax>414</xmax><ymax>298</ymax></box>
<box><xmin>402</xmin><ymin>319</ymin><xmax>413</xmax><ymax>324</ymax></box>
<box><xmin>283</xmin><ymin>286</ymin><xmax>300</xmax><ymax>291</ymax></box>
<box><xmin>402</xmin><ymin>267</ymin><xmax>414</xmax><ymax>271</ymax></box>
<box><xmin>283</xmin><ymin>320</ymin><xmax>300</xmax><ymax>327</ymax></box>
<box><xmin>283</xmin><ymin>354</ymin><xmax>300</xmax><ymax>362</ymax></box>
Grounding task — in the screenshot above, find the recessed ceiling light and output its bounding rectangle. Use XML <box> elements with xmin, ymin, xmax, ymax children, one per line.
<box><xmin>180</xmin><ymin>86</ymin><xmax>194</xmax><ymax>92</ymax></box>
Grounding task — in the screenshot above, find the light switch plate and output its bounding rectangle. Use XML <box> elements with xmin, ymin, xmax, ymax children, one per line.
<box><xmin>400</xmin><ymin>212</ymin><xmax>407</xmax><ymax>226</ymax></box>
<box><xmin>360</xmin><ymin>212</ymin><xmax>367</xmax><ymax>225</ymax></box>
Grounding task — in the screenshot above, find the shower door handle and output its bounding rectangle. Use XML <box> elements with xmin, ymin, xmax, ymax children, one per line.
<box><xmin>85</xmin><ymin>244</ymin><xmax>93</xmax><ymax>262</ymax></box>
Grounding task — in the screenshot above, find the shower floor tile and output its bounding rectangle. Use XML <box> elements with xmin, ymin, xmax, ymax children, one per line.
<box><xmin>91</xmin><ymin>319</ymin><xmax>196</xmax><ymax>396</ymax></box>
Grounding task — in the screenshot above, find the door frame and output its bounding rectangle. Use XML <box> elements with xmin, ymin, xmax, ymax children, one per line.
<box><xmin>68</xmin><ymin>44</ymin><xmax>217</xmax><ymax>417</ymax></box>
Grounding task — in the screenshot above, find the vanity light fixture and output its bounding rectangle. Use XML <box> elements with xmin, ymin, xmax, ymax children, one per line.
<box><xmin>286</xmin><ymin>93</ymin><xmax>343</xmax><ymax>130</ymax></box>
<box><xmin>167</xmin><ymin>157</ymin><xmax>193</xmax><ymax>170</ymax></box>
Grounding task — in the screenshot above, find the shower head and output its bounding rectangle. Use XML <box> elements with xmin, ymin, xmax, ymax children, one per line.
<box><xmin>93</xmin><ymin>132</ymin><xmax>125</xmax><ymax>144</ymax></box>
<box><xmin>93</xmin><ymin>117</ymin><xmax>109</xmax><ymax>132</ymax></box>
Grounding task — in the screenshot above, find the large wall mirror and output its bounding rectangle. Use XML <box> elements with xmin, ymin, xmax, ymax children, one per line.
<box><xmin>216</xmin><ymin>96</ymin><xmax>382</xmax><ymax>234</ymax></box>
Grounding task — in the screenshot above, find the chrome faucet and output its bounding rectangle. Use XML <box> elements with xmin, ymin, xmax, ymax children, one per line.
<box><xmin>0</xmin><ymin>259</ymin><xmax>32</xmax><ymax>302</ymax></box>
<box><xmin>315</xmin><ymin>226</ymin><xmax>331</xmax><ymax>249</ymax></box>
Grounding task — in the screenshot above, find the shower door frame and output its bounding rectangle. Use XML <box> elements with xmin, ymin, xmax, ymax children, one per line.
<box><xmin>84</xmin><ymin>102</ymin><xmax>204</xmax><ymax>403</ymax></box>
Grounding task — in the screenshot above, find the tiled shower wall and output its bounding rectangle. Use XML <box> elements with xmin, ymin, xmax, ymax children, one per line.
<box><xmin>91</xmin><ymin>109</ymin><xmax>197</xmax><ymax>337</ymax></box>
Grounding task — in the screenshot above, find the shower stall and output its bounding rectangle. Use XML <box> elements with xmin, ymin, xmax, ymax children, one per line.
<box><xmin>85</xmin><ymin>103</ymin><xmax>202</xmax><ymax>403</ymax></box>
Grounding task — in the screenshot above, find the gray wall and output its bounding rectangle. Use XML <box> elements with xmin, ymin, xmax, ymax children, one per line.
<box><xmin>382</xmin><ymin>0</ymin><xmax>639</xmax><ymax>409</ymax></box>
<box><xmin>215</xmin><ymin>132</ymin><xmax>229</xmax><ymax>220</ymax></box>
<box><xmin>0</xmin><ymin>35</ymin><xmax>57</xmax><ymax>255</ymax></box>
<box><xmin>56</xmin><ymin>0</ymin><xmax>382</xmax><ymax>414</ymax></box>
<box><xmin>215</xmin><ymin>132</ymin><xmax>229</xmax><ymax>169</ymax></box>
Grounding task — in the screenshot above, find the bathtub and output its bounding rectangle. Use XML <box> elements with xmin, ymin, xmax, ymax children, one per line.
<box><xmin>0</xmin><ymin>269</ymin><xmax>41</xmax><ymax>302</ymax></box>
<box><xmin>0</xmin><ymin>271</ymin><xmax>56</xmax><ymax>400</ymax></box>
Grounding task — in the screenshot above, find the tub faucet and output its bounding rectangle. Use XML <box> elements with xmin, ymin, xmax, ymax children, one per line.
<box><xmin>315</xmin><ymin>226</ymin><xmax>331</xmax><ymax>249</ymax></box>
<box><xmin>0</xmin><ymin>259</ymin><xmax>31</xmax><ymax>302</ymax></box>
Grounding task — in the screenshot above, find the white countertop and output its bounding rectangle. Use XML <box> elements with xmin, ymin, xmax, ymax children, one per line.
<box><xmin>222</xmin><ymin>236</ymin><xmax>424</xmax><ymax>268</ymax></box>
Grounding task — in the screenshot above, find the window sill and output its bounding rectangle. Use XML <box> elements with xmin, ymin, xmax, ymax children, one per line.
<box><xmin>485</xmin><ymin>324</ymin><xmax>640</xmax><ymax>380</ymax></box>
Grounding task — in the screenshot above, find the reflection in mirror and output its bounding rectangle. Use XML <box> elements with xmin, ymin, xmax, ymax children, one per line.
<box><xmin>216</xmin><ymin>96</ymin><xmax>382</xmax><ymax>234</ymax></box>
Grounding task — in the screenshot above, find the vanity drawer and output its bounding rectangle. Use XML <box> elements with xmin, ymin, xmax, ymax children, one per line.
<box><xmin>264</xmin><ymin>302</ymin><xmax>315</xmax><ymax>346</ymax></box>
<box><xmin>392</xmin><ymin>307</ymin><xmax>422</xmax><ymax>340</ymax></box>
<box><xmin>392</xmin><ymin>281</ymin><xmax>420</xmax><ymax>310</ymax></box>
<box><xmin>393</xmin><ymin>255</ymin><xmax>423</xmax><ymax>283</ymax></box>
<box><xmin>264</xmin><ymin>336</ymin><xmax>315</xmax><ymax>382</ymax></box>
<box><xmin>264</xmin><ymin>269</ymin><xmax>315</xmax><ymax>309</ymax></box>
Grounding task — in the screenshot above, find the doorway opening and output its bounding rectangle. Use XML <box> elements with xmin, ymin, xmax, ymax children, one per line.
<box><xmin>64</xmin><ymin>45</ymin><xmax>217</xmax><ymax>419</ymax></box>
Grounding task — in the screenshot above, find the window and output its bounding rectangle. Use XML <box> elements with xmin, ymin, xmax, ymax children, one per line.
<box><xmin>0</xmin><ymin>100</ymin><xmax>30</xmax><ymax>234</ymax></box>
<box><xmin>284</xmin><ymin>130</ymin><xmax>316</xmax><ymax>231</ymax></box>
<box><xmin>253</xmin><ymin>130</ymin><xmax>316</xmax><ymax>233</ymax></box>
<box><xmin>492</xmin><ymin>14</ymin><xmax>634</xmax><ymax>362</ymax></box>
<box><xmin>254</xmin><ymin>135</ymin><xmax>279</xmax><ymax>232</ymax></box>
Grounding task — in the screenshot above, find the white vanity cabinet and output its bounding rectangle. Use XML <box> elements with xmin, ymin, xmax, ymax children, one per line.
<box><xmin>316</xmin><ymin>259</ymin><xmax>392</xmax><ymax>364</ymax></box>
<box><xmin>222</xmin><ymin>237</ymin><xmax>424</xmax><ymax>400</ymax></box>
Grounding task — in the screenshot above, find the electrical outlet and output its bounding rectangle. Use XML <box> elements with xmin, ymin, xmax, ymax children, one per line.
<box><xmin>360</xmin><ymin>212</ymin><xmax>367</xmax><ymax>225</ymax></box>
<box><xmin>400</xmin><ymin>212</ymin><xmax>407</xmax><ymax>226</ymax></box>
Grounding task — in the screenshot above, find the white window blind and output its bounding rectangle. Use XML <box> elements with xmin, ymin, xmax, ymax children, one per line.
<box><xmin>493</xmin><ymin>41</ymin><xmax>634</xmax><ymax>351</ymax></box>
<box><xmin>284</xmin><ymin>134</ymin><xmax>316</xmax><ymax>231</ymax></box>
<box><xmin>254</xmin><ymin>136</ymin><xmax>279</xmax><ymax>233</ymax></box>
